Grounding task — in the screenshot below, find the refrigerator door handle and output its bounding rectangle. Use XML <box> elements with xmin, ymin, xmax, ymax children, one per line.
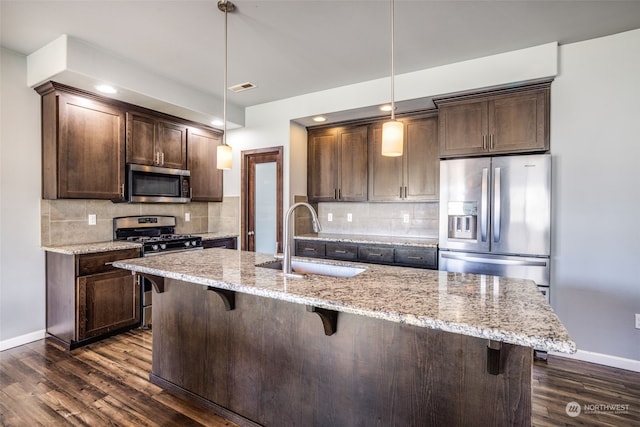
<box><xmin>480</xmin><ymin>168</ymin><xmax>489</xmax><ymax>242</ymax></box>
<box><xmin>493</xmin><ymin>167</ymin><xmax>501</xmax><ymax>243</ymax></box>
<box><xmin>441</xmin><ymin>252</ymin><xmax>548</xmax><ymax>267</ymax></box>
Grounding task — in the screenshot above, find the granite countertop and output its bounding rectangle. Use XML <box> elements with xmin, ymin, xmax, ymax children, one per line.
<box><xmin>113</xmin><ymin>249</ymin><xmax>575</xmax><ymax>354</ymax></box>
<box><xmin>295</xmin><ymin>233</ymin><xmax>439</xmax><ymax>248</ymax></box>
<box><xmin>194</xmin><ymin>232</ymin><xmax>239</xmax><ymax>241</ymax></box>
<box><xmin>42</xmin><ymin>241</ymin><xmax>142</xmax><ymax>255</ymax></box>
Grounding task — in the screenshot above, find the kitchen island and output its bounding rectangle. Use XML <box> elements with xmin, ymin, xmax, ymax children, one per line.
<box><xmin>114</xmin><ymin>249</ymin><xmax>575</xmax><ymax>427</ymax></box>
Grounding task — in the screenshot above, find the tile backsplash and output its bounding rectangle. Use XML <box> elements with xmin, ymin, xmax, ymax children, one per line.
<box><xmin>317</xmin><ymin>202</ymin><xmax>439</xmax><ymax>238</ymax></box>
<box><xmin>41</xmin><ymin>197</ymin><xmax>240</xmax><ymax>246</ymax></box>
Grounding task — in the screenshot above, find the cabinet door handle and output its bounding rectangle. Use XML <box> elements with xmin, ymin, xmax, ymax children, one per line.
<box><xmin>155</xmin><ymin>152</ymin><xmax>159</xmax><ymax>164</ymax></box>
<box><xmin>490</xmin><ymin>134</ymin><xmax>494</xmax><ymax>150</ymax></box>
<box><xmin>161</xmin><ymin>152</ymin><xmax>165</xmax><ymax>165</ymax></box>
<box><xmin>407</xmin><ymin>256</ymin><xmax>423</xmax><ymax>260</ymax></box>
<box><xmin>334</xmin><ymin>189</ymin><xmax>337</xmax><ymax>200</ymax></box>
<box><xmin>404</xmin><ymin>186</ymin><xmax>407</xmax><ymax>198</ymax></box>
<box><xmin>304</xmin><ymin>248</ymin><xmax>317</xmax><ymax>252</ymax></box>
<box><xmin>400</xmin><ymin>186</ymin><xmax>403</xmax><ymax>199</ymax></box>
<box><xmin>482</xmin><ymin>135</ymin><xmax>486</xmax><ymax>150</ymax></box>
<box><xmin>338</xmin><ymin>188</ymin><xmax>341</xmax><ymax>199</ymax></box>
<box><xmin>334</xmin><ymin>250</ymin><xmax>347</xmax><ymax>254</ymax></box>
<box><xmin>369</xmin><ymin>253</ymin><xmax>382</xmax><ymax>257</ymax></box>
<box><xmin>120</xmin><ymin>184</ymin><xmax>125</xmax><ymax>198</ymax></box>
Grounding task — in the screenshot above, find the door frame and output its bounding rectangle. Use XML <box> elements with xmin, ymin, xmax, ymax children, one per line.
<box><xmin>241</xmin><ymin>146</ymin><xmax>284</xmax><ymax>252</ymax></box>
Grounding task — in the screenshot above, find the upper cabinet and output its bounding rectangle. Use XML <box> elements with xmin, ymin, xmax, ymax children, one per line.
<box><xmin>369</xmin><ymin>116</ymin><xmax>439</xmax><ymax>201</ymax></box>
<box><xmin>37</xmin><ymin>82</ymin><xmax>126</xmax><ymax>201</ymax></box>
<box><xmin>308</xmin><ymin>125</ymin><xmax>368</xmax><ymax>203</ymax></box>
<box><xmin>126</xmin><ymin>112</ymin><xmax>187</xmax><ymax>169</ymax></box>
<box><xmin>437</xmin><ymin>83</ymin><xmax>550</xmax><ymax>158</ymax></box>
<box><xmin>187</xmin><ymin>127</ymin><xmax>223</xmax><ymax>202</ymax></box>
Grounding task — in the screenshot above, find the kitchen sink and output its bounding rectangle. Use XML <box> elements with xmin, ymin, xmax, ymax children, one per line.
<box><xmin>256</xmin><ymin>259</ymin><xmax>365</xmax><ymax>278</ymax></box>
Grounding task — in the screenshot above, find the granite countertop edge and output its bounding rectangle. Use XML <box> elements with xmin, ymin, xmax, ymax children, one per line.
<box><xmin>295</xmin><ymin>233</ymin><xmax>439</xmax><ymax>248</ymax></box>
<box><xmin>42</xmin><ymin>241</ymin><xmax>143</xmax><ymax>255</ymax></box>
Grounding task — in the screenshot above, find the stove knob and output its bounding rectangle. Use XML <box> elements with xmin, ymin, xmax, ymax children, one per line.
<box><xmin>184</xmin><ymin>241</ymin><xmax>191</xmax><ymax>247</ymax></box>
<box><xmin>191</xmin><ymin>241</ymin><xmax>198</xmax><ymax>246</ymax></box>
<box><xmin>151</xmin><ymin>244</ymin><xmax>159</xmax><ymax>251</ymax></box>
<box><xmin>160</xmin><ymin>243</ymin><xmax>167</xmax><ymax>250</ymax></box>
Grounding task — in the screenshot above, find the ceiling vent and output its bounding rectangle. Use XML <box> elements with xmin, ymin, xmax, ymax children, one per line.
<box><xmin>229</xmin><ymin>82</ymin><xmax>257</xmax><ymax>92</ymax></box>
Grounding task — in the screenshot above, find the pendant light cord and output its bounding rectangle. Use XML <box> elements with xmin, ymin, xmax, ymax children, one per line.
<box><xmin>390</xmin><ymin>0</ymin><xmax>396</xmax><ymax>121</ymax></box>
<box><xmin>223</xmin><ymin>2</ymin><xmax>228</xmax><ymax>146</ymax></box>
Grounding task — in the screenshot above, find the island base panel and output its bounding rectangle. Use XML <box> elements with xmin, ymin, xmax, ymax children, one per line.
<box><xmin>152</xmin><ymin>279</ymin><xmax>532</xmax><ymax>427</ymax></box>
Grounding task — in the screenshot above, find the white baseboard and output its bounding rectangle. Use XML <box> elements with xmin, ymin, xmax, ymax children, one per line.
<box><xmin>0</xmin><ymin>329</ymin><xmax>46</xmax><ymax>352</ymax></box>
<box><xmin>552</xmin><ymin>349</ymin><xmax>640</xmax><ymax>373</ymax></box>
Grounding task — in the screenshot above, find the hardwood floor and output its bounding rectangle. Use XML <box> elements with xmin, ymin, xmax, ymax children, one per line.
<box><xmin>1</xmin><ymin>328</ymin><xmax>639</xmax><ymax>426</ymax></box>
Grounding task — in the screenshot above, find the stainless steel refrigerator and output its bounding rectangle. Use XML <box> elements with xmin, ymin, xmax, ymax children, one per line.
<box><xmin>438</xmin><ymin>154</ymin><xmax>551</xmax><ymax>302</ymax></box>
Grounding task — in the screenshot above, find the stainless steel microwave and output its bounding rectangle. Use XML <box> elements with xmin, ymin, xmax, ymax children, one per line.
<box><xmin>126</xmin><ymin>164</ymin><xmax>190</xmax><ymax>203</ymax></box>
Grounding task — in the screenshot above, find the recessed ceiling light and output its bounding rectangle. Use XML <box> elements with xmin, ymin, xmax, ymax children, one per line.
<box><xmin>95</xmin><ymin>84</ymin><xmax>117</xmax><ymax>94</ymax></box>
<box><xmin>229</xmin><ymin>82</ymin><xmax>257</xmax><ymax>93</ymax></box>
<box><xmin>313</xmin><ymin>116</ymin><xmax>327</xmax><ymax>123</ymax></box>
<box><xmin>211</xmin><ymin>119</ymin><xmax>224</xmax><ymax>126</ymax></box>
<box><xmin>379</xmin><ymin>104</ymin><xmax>393</xmax><ymax>112</ymax></box>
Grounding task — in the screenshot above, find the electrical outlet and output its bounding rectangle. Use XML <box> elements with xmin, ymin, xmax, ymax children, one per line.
<box><xmin>328</xmin><ymin>213</ymin><xmax>333</xmax><ymax>222</ymax></box>
<box><xmin>403</xmin><ymin>214</ymin><xmax>410</xmax><ymax>223</ymax></box>
<box><xmin>635</xmin><ymin>313</ymin><xmax>640</xmax><ymax>329</ymax></box>
<box><xmin>347</xmin><ymin>213</ymin><xmax>353</xmax><ymax>222</ymax></box>
<box><xmin>185</xmin><ymin>212</ymin><xmax>191</xmax><ymax>222</ymax></box>
<box><xmin>88</xmin><ymin>214</ymin><xmax>96</xmax><ymax>225</ymax></box>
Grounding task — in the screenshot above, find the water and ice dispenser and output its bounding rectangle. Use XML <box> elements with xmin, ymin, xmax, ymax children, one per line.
<box><xmin>447</xmin><ymin>201</ymin><xmax>478</xmax><ymax>240</ymax></box>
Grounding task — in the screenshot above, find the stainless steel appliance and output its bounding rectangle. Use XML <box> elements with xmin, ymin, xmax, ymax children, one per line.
<box><xmin>439</xmin><ymin>154</ymin><xmax>551</xmax><ymax>302</ymax></box>
<box><xmin>126</xmin><ymin>164</ymin><xmax>191</xmax><ymax>203</ymax></box>
<box><xmin>113</xmin><ymin>215</ymin><xmax>203</xmax><ymax>326</ymax></box>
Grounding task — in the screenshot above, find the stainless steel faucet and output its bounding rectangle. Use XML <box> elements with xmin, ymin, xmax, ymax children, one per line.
<box><xmin>283</xmin><ymin>202</ymin><xmax>321</xmax><ymax>276</ymax></box>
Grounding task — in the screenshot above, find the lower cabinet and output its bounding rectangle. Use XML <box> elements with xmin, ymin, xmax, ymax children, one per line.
<box><xmin>46</xmin><ymin>248</ymin><xmax>141</xmax><ymax>349</ymax></box>
<box><xmin>295</xmin><ymin>239</ymin><xmax>438</xmax><ymax>270</ymax></box>
<box><xmin>202</xmin><ymin>237</ymin><xmax>237</xmax><ymax>250</ymax></box>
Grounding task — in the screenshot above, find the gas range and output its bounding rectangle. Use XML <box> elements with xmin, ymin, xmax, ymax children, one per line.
<box><xmin>113</xmin><ymin>215</ymin><xmax>203</xmax><ymax>256</ymax></box>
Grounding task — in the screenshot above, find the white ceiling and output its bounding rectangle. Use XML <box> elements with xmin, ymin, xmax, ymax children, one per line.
<box><xmin>2</xmin><ymin>0</ymin><xmax>640</xmax><ymax>124</ymax></box>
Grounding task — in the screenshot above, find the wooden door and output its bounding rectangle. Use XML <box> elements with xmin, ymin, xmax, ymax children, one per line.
<box><xmin>58</xmin><ymin>93</ymin><xmax>125</xmax><ymax>199</ymax></box>
<box><xmin>157</xmin><ymin>121</ymin><xmax>187</xmax><ymax>169</ymax></box>
<box><xmin>77</xmin><ymin>270</ymin><xmax>139</xmax><ymax>340</ymax></box>
<box><xmin>307</xmin><ymin>128</ymin><xmax>338</xmax><ymax>202</ymax></box>
<box><xmin>125</xmin><ymin>112</ymin><xmax>156</xmax><ymax>165</ymax></box>
<box><xmin>187</xmin><ymin>127</ymin><xmax>223</xmax><ymax>202</ymax></box>
<box><xmin>438</xmin><ymin>100</ymin><xmax>488</xmax><ymax>157</ymax></box>
<box><xmin>404</xmin><ymin>117</ymin><xmax>439</xmax><ymax>201</ymax></box>
<box><xmin>337</xmin><ymin>126</ymin><xmax>368</xmax><ymax>201</ymax></box>
<box><xmin>242</xmin><ymin>147</ymin><xmax>283</xmax><ymax>253</ymax></box>
<box><xmin>488</xmin><ymin>90</ymin><xmax>549</xmax><ymax>154</ymax></box>
<box><xmin>368</xmin><ymin>123</ymin><xmax>404</xmax><ymax>201</ymax></box>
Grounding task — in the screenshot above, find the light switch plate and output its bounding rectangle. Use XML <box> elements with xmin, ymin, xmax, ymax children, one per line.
<box><xmin>185</xmin><ymin>212</ymin><xmax>191</xmax><ymax>222</ymax></box>
<box><xmin>328</xmin><ymin>213</ymin><xmax>333</xmax><ymax>222</ymax></box>
<box><xmin>403</xmin><ymin>214</ymin><xmax>410</xmax><ymax>223</ymax></box>
<box><xmin>635</xmin><ymin>313</ymin><xmax>640</xmax><ymax>329</ymax></box>
<box><xmin>88</xmin><ymin>214</ymin><xmax>97</xmax><ymax>225</ymax></box>
<box><xmin>347</xmin><ymin>213</ymin><xmax>353</xmax><ymax>222</ymax></box>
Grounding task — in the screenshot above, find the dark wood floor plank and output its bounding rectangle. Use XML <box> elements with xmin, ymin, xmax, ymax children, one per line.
<box><xmin>2</xmin><ymin>329</ymin><xmax>639</xmax><ymax>426</ymax></box>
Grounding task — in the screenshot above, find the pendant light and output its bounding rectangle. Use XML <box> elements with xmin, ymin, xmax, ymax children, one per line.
<box><xmin>216</xmin><ymin>0</ymin><xmax>234</xmax><ymax>170</ymax></box>
<box><xmin>381</xmin><ymin>0</ymin><xmax>403</xmax><ymax>157</ymax></box>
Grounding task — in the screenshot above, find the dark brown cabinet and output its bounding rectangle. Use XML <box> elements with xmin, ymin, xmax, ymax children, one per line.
<box><xmin>308</xmin><ymin>125</ymin><xmax>368</xmax><ymax>202</ymax></box>
<box><xmin>37</xmin><ymin>82</ymin><xmax>126</xmax><ymax>200</ymax></box>
<box><xmin>187</xmin><ymin>127</ymin><xmax>223</xmax><ymax>202</ymax></box>
<box><xmin>46</xmin><ymin>248</ymin><xmax>141</xmax><ymax>349</ymax></box>
<box><xmin>437</xmin><ymin>84</ymin><xmax>550</xmax><ymax>158</ymax></box>
<box><xmin>126</xmin><ymin>111</ymin><xmax>187</xmax><ymax>169</ymax></box>
<box><xmin>369</xmin><ymin>116</ymin><xmax>439</xmax><ymax>201</ymax></box>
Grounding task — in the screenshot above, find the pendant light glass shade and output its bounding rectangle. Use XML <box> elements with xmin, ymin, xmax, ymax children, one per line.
<box><xmin>381</xmin><ymin>0</ymin><xmax>403</xmax><ymax>157</ymax></box>
<box><xmin>217</xmin><ymin>143</ymin><xmax>232</xmax><ymax>170</ymax></box>
<box><xmin>381</xmin><ymin>120</ymin><xmax>403</xmax><ymax>157</ymax></box>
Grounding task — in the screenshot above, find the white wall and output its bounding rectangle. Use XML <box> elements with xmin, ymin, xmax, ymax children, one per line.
<box><xmin>551</xmin><ymin>29</ymin><xmax>640</xmax><ymax>362</ymax></box>
<box><xmin>0</xmin><ymin>48</ymin><xmax>45</xmax><ymax>348</ymax></box>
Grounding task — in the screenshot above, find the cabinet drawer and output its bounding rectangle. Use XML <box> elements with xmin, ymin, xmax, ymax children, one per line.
<box><xmin>395</xmin><ymin>247</ymin><xmax>437</xmax><ymax>269</ymax></box>
<box><xmin>358</xmin><ymin>245</ymin><xmax>394</xmax><ymax>264</ymax></box>
<box><xmin>295</xmin><ymin>240</ymin><xmax>326</xmax><ymax>258</ymax></box>
<box><xmin>326</xmin><ymin>243</ymin><xmax>358</xmax><ymax>261</ymax></box>
<box><xmin>203</xmin><ymin>237</ymin><xmax>237</xmax><ymax>249</ymax></box>
<box><xmin>77</xmin><ymin>248</ymin><xmax>141</xmax><ymax>276</ymax></box>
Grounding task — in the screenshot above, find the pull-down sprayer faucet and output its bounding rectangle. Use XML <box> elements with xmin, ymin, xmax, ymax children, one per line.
<box><xmin>282</xmin><ymin>202</ymin><xmax>321</xmax><ymax>276</ymax></box>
